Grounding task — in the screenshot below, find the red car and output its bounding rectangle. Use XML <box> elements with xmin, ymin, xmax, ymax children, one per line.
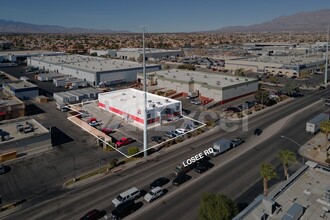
<box><xmin>115</xmin><ymin>137</ymin><xmax>134</xmax><ymax>148</ymax></box>
<box><xmin>87</xmin><ymin>117</ymin><xmax>97</xmax><ymax>123</ymax></box>
<box><xmin>101</xmin><ymin>127</ymin><xmax>113</xmax><ymax>134</ymax></box>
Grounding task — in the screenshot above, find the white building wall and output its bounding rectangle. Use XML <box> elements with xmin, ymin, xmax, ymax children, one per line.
<box><xmin>221</xmin><ymin>81</ymin><xmax>259</xmax><ymax>101</ymax></box>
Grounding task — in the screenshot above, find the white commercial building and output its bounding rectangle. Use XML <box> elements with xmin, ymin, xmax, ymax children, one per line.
<box><xmin>138</xmin><ymin>70</ymin><xmax>258</xmax><ymax>105</ymax></box>
<box><xmin>98</xmin><ymin>88</ymin><xmax>182</xmax><ymax>128</ymax></box>
<box><xmin>28</xmin><ymin>55</ymin><xmax>162</xmax><ymax>86</ymax></box>
<box><xmin>89</xmin><ymin>49</ymin><xmax>117</xmax><ymax>57</ymax></box>
<box><xmin>116</xmin><ymin>48</ymin><xmax>183</xmax><ymax>61</ymax></box>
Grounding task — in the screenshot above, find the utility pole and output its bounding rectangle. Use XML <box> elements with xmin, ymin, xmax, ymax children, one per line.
<box><xmin>325</xmin><ymin>26</ymin><xmax>329</xmax><ymax>84</ymax></box>
<box><xmin>142</xmin><ymin>26</ymin><xmax>148</xmax><ymax>158</ymax></box>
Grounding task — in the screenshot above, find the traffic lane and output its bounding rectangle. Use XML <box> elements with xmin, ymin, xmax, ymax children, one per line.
<box><xmin>6</xmin><ymin>90</ymin><xmax>327</xmax><ymax>219</ymax></box>
<box><xmin>134</xmin><ymin>101</ymin><xmax>323</xmax><ymax>220</ymax></box>
<box><xmin>23</xmin><ymin>98</ymin><xmax>327</xmax><ymax>220</ymax></box>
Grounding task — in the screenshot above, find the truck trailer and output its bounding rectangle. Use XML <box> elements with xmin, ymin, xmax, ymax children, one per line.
<box><xmin>212</xmin><ymin>139</ymin><xmax>231</xmax><ymax>156</ymax></box>
<box><xmin>306</xmin><ymin>113</ymin><xmax>329</xmax><ymax>134</ymax></box>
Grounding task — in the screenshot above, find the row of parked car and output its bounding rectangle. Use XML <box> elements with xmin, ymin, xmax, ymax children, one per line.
<box><xmin>152</xmin><ymin>122</ymin><xmax>199</xmax><ymax>141</ymax></box>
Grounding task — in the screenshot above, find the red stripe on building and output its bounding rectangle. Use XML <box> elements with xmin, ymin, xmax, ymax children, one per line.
<box><xmin>98</xmin><ymin>102</ymin><xmax>105</xmax><ymax>108</ymax></box>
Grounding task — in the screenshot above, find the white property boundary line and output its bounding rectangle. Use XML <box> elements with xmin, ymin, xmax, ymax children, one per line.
<box><xmin>65</xmin><ymin>101</ymin><xmax>206</xmax><ymax>158</ymax></box>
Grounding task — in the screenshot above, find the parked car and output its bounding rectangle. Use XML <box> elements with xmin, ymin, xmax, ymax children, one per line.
<box><xmin>230</xmin><ymin>138</ymin><xmax>245</xmax><ymax>147</ymax></box>
<box><xmin>87</xmin><ymin>117</ymin><xmax>97</xmax><ymax>123</ymax></box>
<box><xmin>164</xmin><ymin>131</ymin><xmax>177</xmax><ymax>138</ymax></box>
<box><xmin>319</xmin><ymin>86</ymin><xmax>326</xmax><ymax>90</ymax></box>
<box><xmin>175</xmin><ymin>128</ymin><xmax>185</xmax><ymax>134</ymax></box>
<box><xmin>183</xmin><ymin>124</ymin><xmax>193</xmax><ymax>131</ymax></box>
<box><xmin>89</xmin><ymin>121</ymin><xmax>99</xmax><ymax>127</ymax></box>
<box><xmin>110</xmin><ymin>200</ymin><xmax>136</xmax><ymax>220</ymax></box>
<box><xmin>80</xmin><ymin>209</ymin><xmax>105</xmax><ymax>220</ymax></box>
<box><xmin>172</xmin><ymin>174</ymin><xmax>191</xmax><ymax>186</ymax></box>
<box><xmin>149</xmin><ymin>177</ymin><xmax>170</xmax><ymax>189</ymax></box>
<box><xmin>115</xmin><ymin>137</ymin><xmax>134</xmax><ymax>148</ymax></box>
<box><xmin>254</xmin><ymin>128</ymin><xmax>263</xmax><ymax>136</ymax></box>
<box><xmin>144</xmin><ymin>187</ymin><xmax>164</xmax><ymax>202</ymax></box>
<box><xmin>151</xmin><ymin>136</ymin><xmax>164</xmax><ymax>143</ymax></box>
<box><xmin>101</xmin><ymin>127</ymin><xmax>113</xmax><ymax>134</ymax></box>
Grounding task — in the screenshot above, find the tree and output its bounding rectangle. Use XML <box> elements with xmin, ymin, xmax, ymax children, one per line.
<box><xmin>278</xmin><ymin>150</ymin><xmax>296</xmax><ymax>179</ymax></box>
<box><xmin>234</xmin><ymin>68</ymin><xmax>245</xmax><ymax>77</ymax></box>
<box><xmin>199</xmin><ymin>192</ymin><xmax>238</xmax><ymax>220</ymax></box>
<box><xmin>254</xmin><ymin>90</ymin><xmax>270</xmax><ymax>105</ymax></box>
<box><xmin>320</xmin><ymin>121</ymin><xmax>330</xmax><ymax>157</ymax></box>
<box><xmin>127</xmin><ymin>146</ymin><xmax>139</xmax><ymax>157</ymax></box>
<box><xmin>270</xmin><ymin>76</ymin><xmax>279</xmax><ymax>85</ymax></box>
<box><xmin>283</xmin><ymin>81</ymin><xmax>299</xmax><ymax>96</ymax></box>
<box><xmin>260</xmin><ymin>162</ymin><xmax>277</xmax><ymax>196</ymax></box>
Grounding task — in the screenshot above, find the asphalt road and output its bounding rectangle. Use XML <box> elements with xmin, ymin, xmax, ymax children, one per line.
<box><xmin>4</xmin><ymin>89</ymin><xmax>329</xmax><ymax>220</ymax></box>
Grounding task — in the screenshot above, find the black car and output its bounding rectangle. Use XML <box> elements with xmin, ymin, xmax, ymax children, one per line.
<box><xmin>194</xmin><ymin>162</ymin><xmax>212</xmax><ymax>174</ymax></box>
<box><xmin>172</xmin><ymin>174</ymin><xmax>191</xmax><ymax>186</ymax></box>
<box><xmin>151</xmin><ymin>136</ymin><xmax>164</xmax><ymax>143</ymax></box>
<box><xmin>149</xmin><ymin>177</ymin><xmax>170</xmax><ymax>189</ymax></box>
<box><xmin>254</xmin><ymin>128</ymin><xmax>263</xmax><ymax>136</ymax></box>
<box><xmin>80</xmin><ymin>209</ymin><xmax>106</xmax><ymax>220</ymax></box>
<box><xmin>319</xmin><ymin>86</ymin><xmax>326</xmax><ymax>90</ymax></box>
<box><xmin>110</xmin><ymin>200</ymin><xmax>136</xmax><ymax>220</ymax></box>
<box><xmin>230</xmin><ymin>138</ymin><xmax>245</xmax><ymax>147</ymax></box>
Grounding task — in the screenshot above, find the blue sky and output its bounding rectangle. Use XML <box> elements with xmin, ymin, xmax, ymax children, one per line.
<box><xmin>1</xmin><ymin>0</ymin><xmax>330</xmax><ymax>32</ymax></box>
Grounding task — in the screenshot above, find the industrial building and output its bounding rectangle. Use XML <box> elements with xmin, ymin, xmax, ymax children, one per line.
<box><xmin>0</xmin><ymin>118</ymin><xmax>51</xmax><ymax>153</ymax></box>
<box><xmin>3</xmin><ymin>80</ymin><xmax>39</xmax><ymax>100</ymax></box>
<box><xmin>0</xmin><ymin>50</ymin><xmax>63</xmax><ymax>64</ymax></box>
<box><xmin>116</xmin><ymin>48</ymin><xmax>183</xmax><ymax>61</ymax></box>
<box><xmin>89</xmin><ymin>49</ymin><xmax>117</xmax><ymax>57</ymax></box>
<box><xmin>0</xmin><ymin>92</ymin><xmax>25</xmax><ymax>121</ymax></box>
<box><xmin>28</xmin><ymin>54</ymin><xmax>162</xmax><ymax>86</ymax></box>
<box><xmin>53</xmin><ymin>87</ymin><xmax>100</xmax><ymax>104</ymax></box>
<box><xmin>233</xmin><ymin>162</ymin><xmax>330</xmax><ymax>220</ymax></box>
<box><xmin>98</xmin><ymin>88</ymin><xmax>182</xmax><ymax>128</ymax></box>
<box><xmin>36</xmin><ymin>72</ymin><xmax>66</xmax><ymax>82</ymax></box>
<box><xmin>138</xmin><ymin>70</ymin><xmax>258</xmax><ymax>104</ymax></box>
<box><xmin>225</xmin><ymin>56</ymin><xmax>325</xmax><ymax>77</ymax></box>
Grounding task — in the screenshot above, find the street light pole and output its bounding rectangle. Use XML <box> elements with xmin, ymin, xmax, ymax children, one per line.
<box><xmin>72</xmin><ymin>156</ymin><xmax>76</xmax><ymax>182</ymax></box>
<box><xmin>280</xmin><ymin>135</ymin><xmax>305</xmax><ymax>164</ymax></box>
<box><xmin>99</xmin><ymin>147</ymin><xmax>101</xmax><ymax>174</ymax></box>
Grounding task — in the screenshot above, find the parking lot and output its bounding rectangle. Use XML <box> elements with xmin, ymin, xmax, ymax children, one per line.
<box><xmin>68</xmin><ymin>101</ymin><xmax>205</xmax><ymax>157</ymax></box>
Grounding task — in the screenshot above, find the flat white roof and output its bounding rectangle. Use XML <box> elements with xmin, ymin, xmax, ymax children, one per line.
<box><xmin>99</xmin><ymin>88</ymin><xmax>180</xmax><ymax>111</ymax></box>
<box><xmin>5</xmin><ymin>80</ymin><xmax>37</xmax><ymax>89</ymax></box>
<box><xmin>118</xmin><ymin>48</ymin><xmax>182</xmax><ymax>53</ymax></box>
<box><xmin>31</xmin><ymin>54</ymin><xmax>160</xmax><ymax>72</ymax></box>
<box><xmin>144</xmin><ymin>69</ymin><xmax>257</xmax><ymax>88</ymax></box>
<box><xmin>0</xmin><ymin>50</ymin><xmax>63</xmax><ymax>56</ymax></box>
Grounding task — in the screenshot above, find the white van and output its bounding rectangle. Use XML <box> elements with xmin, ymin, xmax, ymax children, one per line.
<box><xmin>112</xmin><ymin>187</ymin><xmax>140</xmax><ymax>207</ymax></box>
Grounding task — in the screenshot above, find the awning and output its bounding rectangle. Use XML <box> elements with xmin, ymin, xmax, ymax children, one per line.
<box><xmin>0</xmin><ymin>112</ymin><xmax>7</xmax><ymax>116</ymax></box>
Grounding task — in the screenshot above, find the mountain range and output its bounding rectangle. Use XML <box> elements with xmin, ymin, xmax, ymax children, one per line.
<box><xmin>0</xmin><ymin>19</ymin><xmax>129</xmax><ymax>34</ymax></box>
<box><xmin>210</xmin><ymin>9</ymin><xmax>330</xmax><ymax>33</ymax></box>
<box><xmin>0</xmin><ymin>8</ymin><xmax>329</xmax><ymax>34</ymax></box>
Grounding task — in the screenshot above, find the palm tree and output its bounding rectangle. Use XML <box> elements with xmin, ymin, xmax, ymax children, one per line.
<box><xmin>320</xmin><ymin>121</ymin><xmax>330</xmax><ymax>157</ymax></box>
<box><xmin>260</xmin><ymin>162</ymin><xmax>278</xmax><ymax>196</ymax></box>
<box><xmin>278</xmin><ymin>149</ymin><xmax>297</xmax><ymax>180</ymax></box>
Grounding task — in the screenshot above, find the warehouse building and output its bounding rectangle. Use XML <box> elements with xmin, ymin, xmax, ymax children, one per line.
<box><xmin>3</xmin><ymin>80</ymin><xmax>39</xmax><ymax>100</ymax></box>
<box><xmin>0</xmin><ymin>118</ymin><xmax>51</xmax><ymax>153</ymax></box>
<box><xmin>225</xmin><ymin>56</ymin><xmax>325</xmax><ymax>77</ymax></box>
<box><xmin>233</xmin><ymin>162</ymin><xmax>330</xmax><ymax>220</ymax></box>
<box><xmin>138</xmin><ymin>70</ymin><xmax>258</xmax><ymax>104</ymax></box>
<box><xmin>36</xmin><ymin>72</ymin><xmax>66</xmax><ymax>82</ymax></box>
<box><xmin>0</xmin><ymin>50</ymin><xmax>63</xmax><ymax>63</ymax></box>
<box><xmin>116</xmin><ymin>48</ymin><xmax>183</xmax><ymax>61</ymax></box>
<box><xmin>98</xmin><ymin>88</ymin><xmax>182</xmax><ymax>128</ymax></box>
<box><xmin>28</xmin><ymin>55</ymin><xmax>162</xmax><ymax>86</ymax></box>
<box><xmin>89</xmin><ymin>49</ymin><xmax>117</xmax><ymax>57</ymax></box>
<box><xmin>53</xmin><ymin>87</ymin><xmax>100</xmax><ymax>104</ymax></box>
<box><xmin>0</xmin><ymin>92</ymin><xmax>25</xmax><ymax>121</ymax></box>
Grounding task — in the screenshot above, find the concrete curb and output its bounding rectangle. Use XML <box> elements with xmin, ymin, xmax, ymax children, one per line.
<box><xmin>1</xmin><ymin>147</ymin><xmax>54</xmax><ymax>165</ymax></box>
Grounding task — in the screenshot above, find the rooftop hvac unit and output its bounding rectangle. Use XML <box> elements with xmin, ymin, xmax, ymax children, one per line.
<box><xmin>187</xmin><ymin>72</ymin><xmax>189</xmax><ymax>75</ymax></box>
<box><xmin>230</xmin><ymin>79</ymin><xmax>233</xmax><ymax>82</ymax></box>
<box><xmin>224</xmin><ymin>77</ymin><xmax>227</xmax><ymax>80</ymax></box>
<box><xmin>217</xmin><ymin>81</ymin><xmax>221</xmax><ymax>85</ymax></box>
<box><xmin>245</xmin><ymin>79</ymin><xmax>248</xmax><ymax>81</ymax></box>
<box><xmin>116</xmin><ymin>66</ymin><xmax>118</xmax><ymax>68</ymax></box>
<box><xmin>173</xmin><ymin>75</ymin><xmax>176</xmax><ymax>78</ymax></box>
<box><xmin>236</xmin><ymin>78</ymin><xmax>239</xmax><ymax>80</ymax></box>
<box><xmin>204</xmin><ymin>75</ymin><xmax>207</xmax><ymax>78</ymax></box>
<box><xmin>93</xmin><ymin>66</ymin><xmax>95</xmax><ymax>69</ymax></box>
<box><xmin>190</xmin><ymin>77</ymin><xmax>194</xmax><ymax>81</ymax></box>
<box><xmin>325</xmin><ymin>187</ymin><xmax>330</xmax><ymax>203</ymax></box>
